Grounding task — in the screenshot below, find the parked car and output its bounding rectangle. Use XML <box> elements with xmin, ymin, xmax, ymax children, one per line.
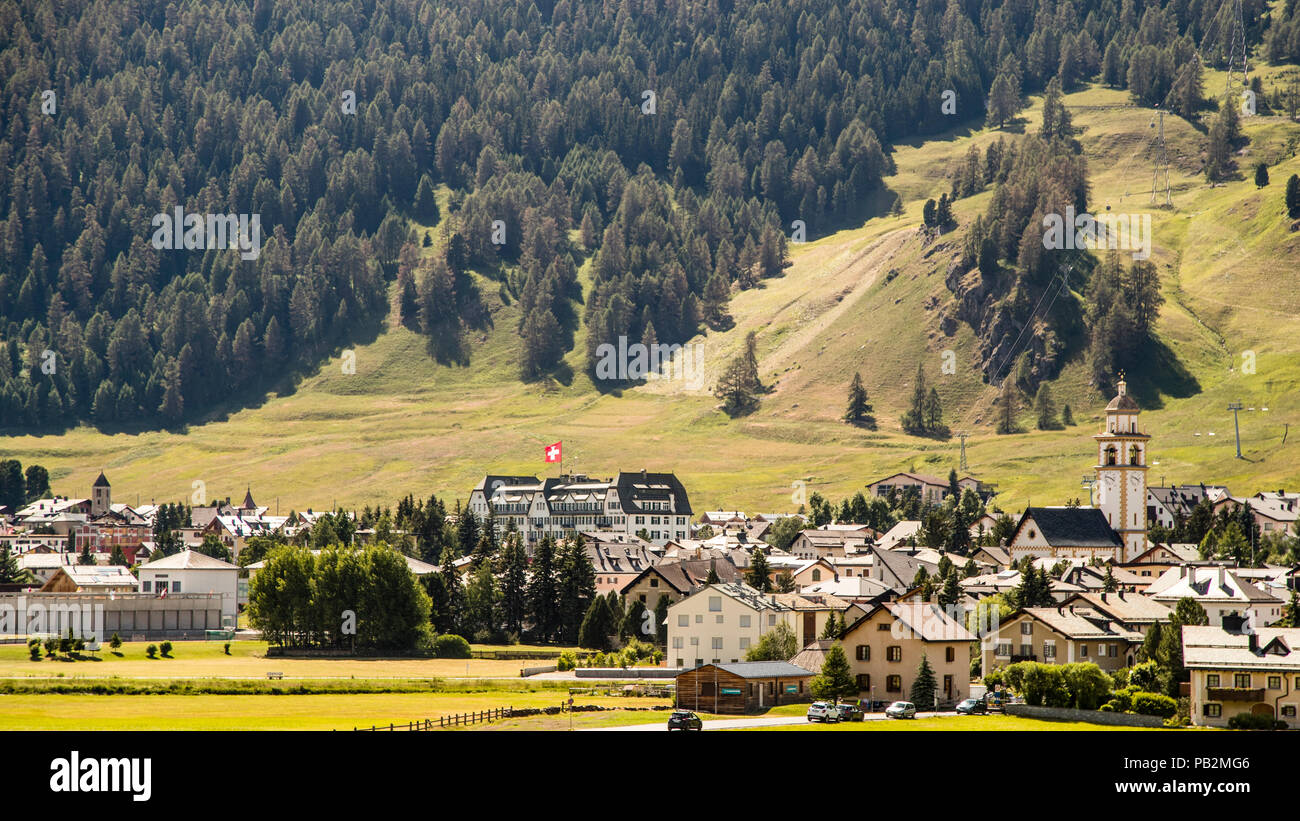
<box><xmin>806</xmin><ymin>701</ymin><xmax>841</xmax><ymax>723</ymax></box>
<box><xmin>834</xmin><ymin>703</ymin><xmax>864</xmax><ymax>722</ymax></box>
<box><xmin>885</xmin><ymin>701</ymin><xmax>917</xmax><ymax>719</ymax></box>
<box><xmin>667</xmin><ymin>710</ymin><xmax>703</xmax><ymax>731</ymax></box>
<box><xmin>955</xmin><ymin>697</ymin><xmax>988</xmax><ymax>715</ymax></box>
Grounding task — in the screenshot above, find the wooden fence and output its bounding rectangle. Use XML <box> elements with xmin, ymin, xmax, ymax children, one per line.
<box><xmin>352</xmin><ymin>707</ymin><xmax>513</xmax><ymax>731</ymax></box>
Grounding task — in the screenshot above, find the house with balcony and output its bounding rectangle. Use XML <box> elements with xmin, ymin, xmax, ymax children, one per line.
<box><xmin>983</xmin><ymin>604</ymin><xmax>1146</xmax><ymax>674</ymax></box>
<box><xmin>1183</xmin><ymin>624</ymin><xmax>1300</xmax><ymax>727</ymax></box>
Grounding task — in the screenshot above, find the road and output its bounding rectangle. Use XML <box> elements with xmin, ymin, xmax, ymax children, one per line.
<box><xmin>581</xmin><ymin>711</ymin><xmax>956</xmax><ymax>731</ymax></box>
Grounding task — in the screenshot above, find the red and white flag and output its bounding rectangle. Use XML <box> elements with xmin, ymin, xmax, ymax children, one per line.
<box><xmin>544</xmin><ymin>441</ymin><xmax>563</xmax><ymax>463</ymax></box>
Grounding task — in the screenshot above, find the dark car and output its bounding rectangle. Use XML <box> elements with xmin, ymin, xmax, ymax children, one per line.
<box><xmin>667</xmin><ymin>710</ymin><xmax>703</xmax><ymax>731</ymax></box>
<box><xmin>955</xmin><ymin>697</ymin><xmax>988</xmax><ymax>715</ymax></box>
<box><xmin>834</xmin><ymin>704</ymin><xmax>864</xmax><ymax>722</ymax></box>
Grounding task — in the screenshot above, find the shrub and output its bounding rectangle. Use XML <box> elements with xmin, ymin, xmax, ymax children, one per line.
<box><xmin>223</xmin><ymin>642</ymin><xmax>231</xmax><ymax>655</ymax></box>
<box><xmin>109</xmin><ymin>633</ymin><xmax>122</xmax><ymax>652</ymax></box>
<box><xmin>1127</xmin><ymin>660</ymin><xmax>1162</xmax><ymax>692</ymax></box>
<box><xmin>1227</xmin><ymin>712</ymin><xmax>1278</xmax><ymax>730</ymax></box>
<box><xmin>1021</xmin><ymin>663</ymin><xmax>1069</xmax><ymax>707</ymax></box>
<box><xmin>29</xmin><ymin>644</ymin><xmax>42</xmax><ymax>661</ymax></box>
<box><xmin>983</xmin><ymin>667</ymin><xmax>1005</xmax><ymax>691</ymax></box>
<box><xmin>431</xmin><ymin>634</ymin><xmax>472</xmax><ymax>659</ymax></box>
<box><xmin>159</xmin><ymin>641</ymin><xmax>172</xmax><ymax>657</ymax></box>
<box><xmin>146</xmin><ymin>644</ymin><xmax>158</xmax><ymax>658</ymax></box>
<box><xmin>1131</xmin><ymin>692</ymin><xmax>1177</xmax><ymax>718</ymax></box>
<box><xmin>43</xmin><ymin>637</ymin><xmax>57</xmax><ymax>657</ymax></box>
<box><xmin>1061</xmin><ymin>662</ymin><xmax>1111</xmax><ymax>710</ymax></box>
<box><xmin>557</xmin><ymin>650</ymin><xmax>577</xmax><ymax>671</ymax></box>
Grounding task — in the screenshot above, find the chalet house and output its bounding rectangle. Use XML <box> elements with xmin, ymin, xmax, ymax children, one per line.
<box><xmin>785</xmin><ymin>558</ymin><xmax>838</xmax><ymax>590</ymax></box>
<box><xmin>583</xmin><ymin>538</ymin><xmax>657</xmax><ymax>594</ymax></box>
<box><xmin>1119</xmin><ymin>543</ymin><xmax>1201</xmax><ymax>585</ymax></box>
<box><xmin>840</xmin><ymin>602</ymin><xmax>976</xmax><ymax>706</ymax></box>
<box><xmin>1057</xmin><ymin>591</ymin><xmax>1172</xmax><ymax>632</ymax></box>
<box><xmin>869</xmin><ymin>545</ymin><xmax>938</xmax><ymax>593</ymax></box>
<box><xmin>39</xmin><ymin>565</ymin><xmax>138</xmax><ymax>594</ymax></box>
<box><xmin>1143</xmin><ymin>565</ymin><xmax>1283</xmax><ymax>628</ymax></box>
<box><xmin>699</xmin><ymin>511</ymin><xmax>746</xmax><ymax>527</ymax></box>
<box><xmin>970</xmin><ymin>544</ymin><xmax>1010</xmax><ymax>568</ymax></box>
<box><xmin>674</xmin><ymin>662</ymin><xmax>813</xmax><ymax>714</ymax></box>
<box><xmin>865</xmin><ymin>472</ymin><xmax>984</xmax><ymax>505</ymax></box>
<box><xmin>1145</xmin><ymin>484</ymin><xmax>1228</xmax><ymax>530</ymax></box>
<box><xmin>620</xmin><ymin>557</ymin><xmax>742</xmax><ymax>608</ymax></box>
<box><xmin>1184</xmin><ymin>625</ymin><xmax>1300</xmax><ymax>727</ymax></box>
<box><xmin>789</xmin><ymin>528</ymin><xmax>871</xmax><ymax>560</ymax></box>
<box><xmin>984</xmin><ymin>605</ymin><xmax>1146</xmax><ymax>674</ymax></box>
<box><xmin>1006</xmin><ymin>507</ymin><xmax>1124</xmax><ymax>563</ymax></box>
<box><xmin>1212</xmin><ymin>494</ymin><xmax>1298</xmax><ymax>538</ymax></box>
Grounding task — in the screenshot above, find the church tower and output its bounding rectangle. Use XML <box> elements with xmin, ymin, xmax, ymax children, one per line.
<box><xmin>91</xmin><ymin>471</ymin><xmax>111</xmax><ymax>517</ymax></box>
<box><xmin>1093</xmin><ymin>375</ymin><xmax>1148</xmax><ymax>561</ymax></box>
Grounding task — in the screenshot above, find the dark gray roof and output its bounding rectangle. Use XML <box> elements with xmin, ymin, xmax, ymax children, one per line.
<box><xmin>93</xmin><ymin>472</ymin><xmax>110</xmax><ymax>488</ymax></box>
<box><xmin>1017</xmin><ymin>507</ymin><xmax>1122</xmax><ymax>548</ymax></box>
<box><xmin>615</xmin><ymin>471</ymin><xmax>693</xmax><ymax>515</ymax></box>
<box><xmin>713</xmin><ymin>661</ymin><xmax>812</xmax><ymax>679</ymax></box>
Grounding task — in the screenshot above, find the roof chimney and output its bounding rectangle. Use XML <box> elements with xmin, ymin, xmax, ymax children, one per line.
<box><xmin>1248</xmin><ymin>631</ymin><xmax>1259</xmax><ymax>653</ymax></box>
<box><xmin>1217</xmin><ymin>565</ymin><xmax>1226</xmax><ymax>589</ymax></box>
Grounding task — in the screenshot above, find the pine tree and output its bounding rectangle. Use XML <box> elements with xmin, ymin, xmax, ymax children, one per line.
<box><xmin>746</xmin><ymin>547</ymin><xmax>772</xmax><ymax>592</ymax></box>
<box><xmin>1286</xmin><ymin>175</ymin><xmax>1300</xmax><ymax>217</ymax></box>
<box><xmin>1255</xmin><ymin>162</ymin><xmax>1270</xmax><ymax>188</ymax></box>
<box><xmin>844</xmin><ymin>371</ymin><xmax>875</xmax><ymax>428</ymax></box>
<box><xmin>910</xmin><ymin>653</ymin><xmax>938</xmax><ymax>709</ymax></box>
<box><xmin>578</xmin><ymin>595</ymin><xmax>614</xmax><ymax>650</ymax></box>
<box><xmin>1062</xmin><ymin>403</ymin><xmax>1074</xmax><ymax>426</ymax></box>
<box><xmin>527</xmin><ymin>535</ymin><xmax>561</xmax><ymax>642</ymax></box>
<box><xmin>0</xmin><ymin>544</ymin><xmax>22</xmax><ymax>583</ymax></box>
<box><xmin>1034</xmin><ymin>383</ymin><xmax>1058</xmax><ymax>429</ymax></box>
<box><xmin>902</xmin><ymin>364</ymin><xmax>930</xmax><ymax>435</ymax></box>
<box><xmin>988</xmin><ymin>72</ymin><xmax>1021</xmax><ymax>128</ymax></box>
<box><xmin>558</xmin><ymin>535</ymin><xmax>596</xmax><ymax>643</ymax></box>
<box><xmin>810</xmin><ymin>643</ymin><xmax>857</xmax><ymax>702</ymax></box>
<box><xmin>997</xmin><ymin>380</ymin><xmax>1018</xmax><ymax>434</ymax></box>
<box><xmin>499</xmin><ymin>536</ymin><xmax>528</xmax><ymax>636</ymax></box>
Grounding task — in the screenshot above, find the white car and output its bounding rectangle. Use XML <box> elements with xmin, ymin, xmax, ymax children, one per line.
<box><xmin>806</xmin><ymin>701</ymin><xmax>841</xmax><ymax>723</ymax></box>
<box><xmin>885</xmin><ymin>701</ymin><xmax>917</xmax><ymax>719</ymax></box>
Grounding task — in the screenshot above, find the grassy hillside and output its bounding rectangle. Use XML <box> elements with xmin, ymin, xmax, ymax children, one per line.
<box><xmin>7</xmin><ymin>82</ymin><xmax>1300</xmax><ymax>517</ymax></box>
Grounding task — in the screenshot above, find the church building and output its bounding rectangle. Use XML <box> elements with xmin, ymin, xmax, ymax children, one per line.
<box><xmin>1007</xmin><ymin>376</ymin><xmax>1148</xmax><ymax>563</ymax></box>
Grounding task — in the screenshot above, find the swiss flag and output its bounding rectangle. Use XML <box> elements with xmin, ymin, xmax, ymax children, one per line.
<box><xmin>544</xmin><ymin>441</ymin><xmax>562</xmax><ymax>463</ymax></box>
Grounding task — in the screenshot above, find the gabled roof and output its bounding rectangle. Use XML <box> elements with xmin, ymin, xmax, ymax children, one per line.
<box><xmin>1060</xmin><ymin>592</ymin><xmax>1171</xmax><ymax>625</ymax></box>
<box><xmin>1014</xmin><ymin>607</ymin><xmax>1145</xmax><ymax>642</ymax></box>
<box><xmin>1182</xmin><ymin>626</ymin><xmax>1300</xmax><ymax>671</ymax></box>
<box><xmin>1145</xmin><ymin>565</ymin><xmax>1280</xmax><ymax>604</ymax></box>
<box><xmin>712</xmin><ymin>661</ymin><xmax>813</xmax><ymax>679</ymax></box>
<box><xmin>141</xmin><ymin>549</ymin><xmax>237</xmax><ymax>570</ymax></box>
<box><xmin>1013</xmin><ymin>507</ymin><xmax>1123</xmax><ymax>549</ymax></box>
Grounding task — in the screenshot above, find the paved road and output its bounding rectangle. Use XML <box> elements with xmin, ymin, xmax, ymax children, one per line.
<box><xmin>582</xmin><ymin>711</ymin><xmax>956</xmax><ymax>731</ymax></box>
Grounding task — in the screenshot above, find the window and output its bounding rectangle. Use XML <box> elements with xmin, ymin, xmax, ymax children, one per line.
<box><xmin>995</xmin><ymin>642</ymin><xmax>1012</xmax><ymax>658</ymax></box>
<box><xmin>689</xmin><ymin>637</ymin><xmax>699</xmax><ymax>646</ymax></box>
<box><xmin>711</xmin><ymin>637</ymin><xmax>723</xmax><ymax>650</ymax></box>
<box><xmin>649</xmin><ymin>578</ymin><xmax>659</xmax><ymax>588</ymax></box>
<box><xmin>945</xmin><ymin>647</ymin><xmax>955</xmax><ymax>663</ymax></box>
<box><xmin>1234</xmin><ymin>673</ymin><xmax>1251</xmax><ymax>688</ymax></box>
<box><xmin>739</xmin><ymin>637</ymin><xmax>750</xmax><ymax>649</ymax></box>
<box><xmin>695</xmin><ymin>615</ymin><xmax>703</xmax><ymax>623</ymax></box>
<box><xmin>672</xmin><ymin>638</ymin><xmax>683</xmax><ymax>649</ymax></box>
<box><xmin>715</xmin><ymin>615</ymin><xmax>724</xmax><ymax>624</ymax></box>
<box><xmin>1268</xmin><ymin>676</ymin><xmax>1282</xmax><ymax>689</ymax></box>
<box><xmin>739</xmin><ymin>615</ymin><xmax>751</xmax><ymax>628</ymax></box>
<box><xmin>886</xmin><ymin>675</ymin><xmax>902</xmax><ymax>692</ymax></box>
<box><xmin>1043</xmin><ymin>641</ymin><xmax>1056</xmax><ymax>660</ymax></box>
<box><xmin>768</xmin><ymin>614</ymin><xmax>776</xmax><ymax>626</ymax></box>
<box><xmin>886</xmin><ymin>646</ymin><xmax>902</xmax><ymax>663</ymax></box>
<box><xmin>877</xmin><ymin>623</ymin><xmax>891</xmax><ymax>631</ymax></box>
<box><xmin>1108</xmin><ymin>644</ymin><xmax>1117</xmax><ymax>658</ymax></box>
<box><xmin>1283</xmin><ymin>706</ymin><xmax>1297</xmax><ymax>718</ymax></box>
<box><xmin>856</xmin><ymin>645</ymin><xmax>870</xmax><ymax>661</ymax></box>
<box><xmin>678</xmin><ymin>614</ymin><xmax>689</xmax><ymax>627</ymax></box>
<box><xmin>1020</xmin><ymin>622</ymin><xmax>1033</xmax><ymax>635</ymax></box>
<box><xmin>856</xmin><ymin>674</ymin><xmax>870</xmax><ymax>689</ymax></box>
<box><xmin>1203</xmin><ymin>704</ymin><xmax>1221</xmax><ymax>718</ymax></box>
<box><xmin>1019</xmin><ymin>644</ymin><xmax>1031</xmax><ymax>657</ymax></box>
<box><xmin>811</xmin><ymin>569</ymin><xmax>821</xmax><ymax>582</ymax></box>
<box><xmin>1206</xmin><ymin>674</ymin><xmax>1220</xmax><ymax>687</ymax></box>
<box><xmin>1080</xmin><ymin>644</ymin><xmax>1088</xmax><ymax>658</ymax></box>
<box><xmin>141</xmin><ymin>580</ymin><xmax>152</xmax><ymax>592</ymax></box>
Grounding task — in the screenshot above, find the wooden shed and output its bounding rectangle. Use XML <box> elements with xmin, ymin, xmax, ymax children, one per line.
<box><xmin>675</xmin><ymin>661</ymin><xmax>813</xmax><ymax>714</ymax></box>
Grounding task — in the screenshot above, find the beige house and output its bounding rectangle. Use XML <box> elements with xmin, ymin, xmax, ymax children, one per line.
<box><xmin>984</xmin><ymin>606</ymin><xmax>1146</xmax><ymax>675</ymax></box>
<box><xmin>620</xmin><ymin>557</ymin><xmax>742</xmax><ymax>609</ymax></box>
<box><xmin>789</xmin><ymin>529</ymin><xmax>871</xmax><ymax>560</ymax></box>
<box><xmin>665</xmin><ymin>583</ymin><xmax>847</xmax><ymax>669</ymax></box>
<box><xmin>840</xmin><ymin>602</ymin><xmax>975</xmax><ymax>706</ymax></box>
<box><xmin>1184</xmin><ymin>625</ymin><xmax>1300</xmax><ymax>727</ymax></box>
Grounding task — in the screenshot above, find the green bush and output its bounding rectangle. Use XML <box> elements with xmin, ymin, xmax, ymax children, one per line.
<box><xmin>1227</xmin><ymin>712</ymin><xmax>1278</xmax><ymax>730</ymax></box>
<box><xmin>1021</xmin><ymin>663</ymin><xmax>1070</xmax><ymax>707</ymax></box>
<box><xmin>29</xmin><ymin>644</ymin><xmax>42</xmax><ymax>661</ymax></box>
<box><xmin>109</xmin><ymin>633</ymin><xmax>122</xmax><ymax>652</ymax></box>
<box><xmin>431</xmin><ymin>634</ymin><xmax>472</xmax><ymax>659</ymax></box>
<box><xmin>557</xmin><ymin>650</ymin><xmax>577</xmax><ymax>671</ymax></box>
<box><xmin>43</xmin><ymin>637</ymin><xmax>56</xmax><ymax>657</ymax></box>
<box><xmin>1061</xmin><ymin>662</ymin><xmax>1112</xmax><ymax>710</ymax></box>
<box><xmin>146</xmin><ymin>644</ymin><xmax>158</xmax><ymax>658</ymax></box>
<box><xmin>159</xmin><ymin>641</ymin><xmax>172</xmax><ymax>657</ymax></box>
<box><xmin>1131</xmin><ymin>692</ymin><xmax>1178</xmax><ymax>718</ymax></box>
<box><xmin>223</xmin><ymin>642</ymin><xmax>231</xmax><ymax>655</ymax></box>
<box><xmin>983</xmin><ymin>667</ymin><xmax>1005</xmax><ymax>691</ymax></box>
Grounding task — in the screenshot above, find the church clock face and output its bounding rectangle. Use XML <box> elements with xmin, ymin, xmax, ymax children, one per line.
<box><xmin>1102</xmin><ymin>472</ymin><xmax>1118</xmax><ymax>495</ymax></box>
<box><xmin>1128</xmin><ymin>473</ymin><xmax>1144</xmax><ymax>493</ymax></box>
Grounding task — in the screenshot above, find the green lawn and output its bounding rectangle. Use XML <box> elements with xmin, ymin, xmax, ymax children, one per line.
<box><xmin>0</xmin><ymin>691</ymin><xmax>671</xmax><ymax>731</ymax></box>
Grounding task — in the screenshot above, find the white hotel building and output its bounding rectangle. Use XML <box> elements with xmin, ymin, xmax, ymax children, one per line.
<box><xmin>467</xmin><ymin>471</ymin><xmax>693</xmax><ymax>547</ymax></box>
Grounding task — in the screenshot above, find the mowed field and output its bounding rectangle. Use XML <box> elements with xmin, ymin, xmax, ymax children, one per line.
<box><xmin>0</xmin><ymin>640</ymin><xmax>572</xmax><ymax>679</ymax></box>
<box><xmin>0</xmin><ymin>691</ymin><xmax>670</xmax><ymax>731</ymax></box>
<box><xmin>6</xmin><ymin>80</ymin><xmax>1300</xmax><ymax>516</ymax></box>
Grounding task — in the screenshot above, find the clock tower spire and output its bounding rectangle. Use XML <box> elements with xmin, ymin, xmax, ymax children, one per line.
<box><xmin>1094</xmin><ymin>373</ymin><xmax>1148</xmax><ymax>561</ymax></box>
